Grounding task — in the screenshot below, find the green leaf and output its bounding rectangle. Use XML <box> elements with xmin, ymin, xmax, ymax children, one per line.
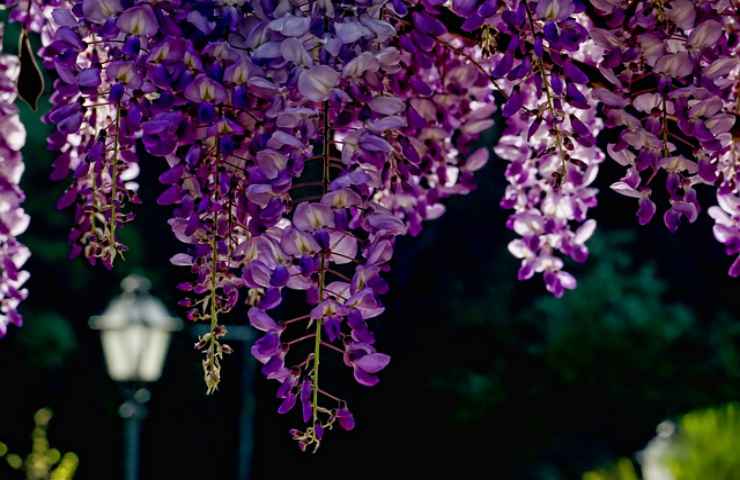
<box><xmin>17</xmin><ymin>30</ymin><xmax>44</xmax><ymax>111</ymax></box>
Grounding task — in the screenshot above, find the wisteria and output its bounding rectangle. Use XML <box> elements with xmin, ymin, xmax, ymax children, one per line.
<box><xmin>27</xmin><ymin>0</ymin><xmax>496</xmax><ymax>451</ymax></box>
<box><xmin>0</xmin><ymin>22</ymin><xmax>30</xmax><ymax>337</ymax></box>
<box><xmin>589</xmin><ymin>0</ymin><xmax>740</xmax><ymax>276</ymax></box>
<box><xmin>477</xmin><ymin>0</ymin><xmax>739</xmax><ymax>292</ymax></box>
<box><xmin>491</xmin><ymin>1</ymin><xmax>604</xmax><ymax>297</ymax></box>
<box><xmin>0</xmin><ymin>0</ymin><xmax>737</xmax><ymax>450</ymax></box>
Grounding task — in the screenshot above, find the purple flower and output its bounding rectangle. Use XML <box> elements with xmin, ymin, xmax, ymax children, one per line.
<box><xmin>298</xmin><ymin>66</ymin><xmax>339</xmax><ymax>102</ymax></box>
<box><xmin>502</xmin><ymin>89</ymin><xmax>524</xmax><ymax>117</ymax></box>
<box><xmin>184</xmin><ymin>74</ymin><xmax>226</xmax><ymax>104</ymax></box>
<box><xmin>637</xmin><ymin>197</ymin><xmax>657</xmax><ymax>225</ymax></box>
<box><xmin>346</xmin><ymin>347</ymin><xmax>391</xmax><ymax>387</ymax></box>
<box><xmin>249</xmin><ymin>308</ymin><xmax>281</xmax><ymax>333</ymax></box>
<box><xmin>9</xmin><ymin>0</ymin><xmax>733</xmax><ymax>452</ymax></box>
<box><xmin>335</xmin><ymin>408</ymin><xmax>355</xmax><ymax>431</ymax></box>
<box><xmin>411</xmin><ymin>12</ymin><xmax>447</xmax><ymax>37</ymax></box>
<box><xmin>82</xmin><ymin>0</ymin><xmax>122</xmax><ymax>24</ymax></box>
<box><xmin>117</xmin><ymin>5</ymin><xmax>159</xmax><ymax>37</ymax></box>
<box><xmin>251</xmin><ymin>332</ymin><xmax>281</xmax><ymax>363</ymax></box>
<box><xmin>655</xmin><ymin>52</ymin><xmax>693</xmax><ymax>78</ymax></box>
<box><xmin>536</xmin><ymin>0</ymin><xmax>575</xmax><ymax>21</ymax></box>
<box><xmin>0</xmin><ymin>47</ymin><xmax>29</xmax><ymax>337</ymax></box>
<box><xmin>293</xmin><ymin>203</ymin><xmax>335</xmax><ymax>231</ymax></box>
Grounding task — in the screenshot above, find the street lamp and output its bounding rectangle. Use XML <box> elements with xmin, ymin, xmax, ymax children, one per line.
<box><xmin>90</xmin><ymin>275</ymin><xmax>182</xmax><ymax>480</ymax></box>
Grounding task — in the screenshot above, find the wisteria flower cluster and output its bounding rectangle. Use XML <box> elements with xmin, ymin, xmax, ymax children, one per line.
<box><xmin>480</xmin><ymin>0</ymin><xmax>739</xmax><ymax>293</ymax></box>
<box><xmin>0</xmin><ymin>0</ymin><xmax>737</xmax><ymax>450</ymax></box>
<box><xmin>0</xmin><ymin>22</ymin><xmax>30</xmax><ymax>337</ymax></box>
<box><xmin>6</xmin><ymin>0</ymin><xmax>495</xmax><ymax>451</ymax></box>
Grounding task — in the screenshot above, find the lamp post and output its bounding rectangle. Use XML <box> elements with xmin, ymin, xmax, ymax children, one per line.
<box><xmin>90</xmin><ymin>275</ymin><xmax>182</xmax><ymax>480</ymax></box>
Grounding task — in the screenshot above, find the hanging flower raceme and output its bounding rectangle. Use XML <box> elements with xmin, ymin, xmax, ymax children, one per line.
<box><xmin>387</xmin><ymin>5</ymin><xmax>495</xmax><ymax>235</ymax></box>
<box><xmin>235</xmin><ymin>0</ymin><xmax>425</xmax><ymax>450</ymax></box>
<box><xmin>450</xmin><ymin>0</ymin><xmax>739</xmax><ymax>283</ymax></box>
<box><xmin>236</xmin><ymin>0</ymin><xmax>499</xmax><ymax>450</ymax></box>
<box><xmin>588</xmin><ymin>0</ymin><xmax>739</xmax><ymax>274</ymax></box>
<box><xmin>448</xmin><ymin>0</ymin><xmax>603</xmax><ymax>295</ymax></box>
<box><xmin>40</xmin><ymin>1</ymin><xmax>161</xmax><ymax>268</ymax></box>
<box><xmin>0</xmin><ymin>23</ymin><xmax>30</xmax><ymax>337</ymax></box>
<box><xmin>24</xmin><ymin>0</ymin><xmax>493</xmax><ymax>449</ymax></box>
<box><xmin>496</xmin><ymin>80</ymin><xmax>602</xmax><ymax>297</ymax></box>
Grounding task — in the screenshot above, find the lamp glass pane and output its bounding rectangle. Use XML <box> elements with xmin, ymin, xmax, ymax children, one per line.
<box><xmin>101</xmin><ymin>326</ymin><xmax>146</xmax><ymax>381</ymax></box>
<box><xmin>138</xmin><ymin>329</ymin><xmax>170</xmax><ymax>382</ymax></box>
<box><xmin>101</xmin><ymin>330</ymin><xmax>133</xmax><ymax>381</ymax></box>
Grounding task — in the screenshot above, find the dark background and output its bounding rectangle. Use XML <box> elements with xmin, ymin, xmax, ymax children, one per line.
<box><xmin>1</xmin><ymin>16</ymin><xmax>739</xmax><ymax>480</ymax></box>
